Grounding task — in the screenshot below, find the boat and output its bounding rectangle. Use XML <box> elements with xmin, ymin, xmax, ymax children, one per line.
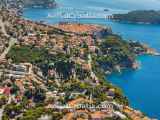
<box><xmin>47</xmin><ymin>13</ymin><xmax>54</xmax><ymax>18</ymax></box>
<box><xmin>104</xmin><ymin>8</ymin><xmax>109</xmax><ymax>12</ymax></box>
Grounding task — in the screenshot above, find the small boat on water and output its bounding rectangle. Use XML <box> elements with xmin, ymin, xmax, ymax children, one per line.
<box><xmin>154</xmin><ymin>52</ymin><xmax>160</xmax><ymax>56</ymax></box>
<box><xmin>47</xmin><ymin>13</ymin><xmax>54</xmax><ymax>18</ymax></box>
<box><xmin>104</xmin><ymin>8</ymin><xmax>109</xmax><ymax>12</ymax></box>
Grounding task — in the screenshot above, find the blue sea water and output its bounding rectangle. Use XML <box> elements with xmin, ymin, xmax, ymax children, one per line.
<box><xmin>23</xmin><ymin>0</ymin><xmax>160</xmax><ymax>118</ymax></box>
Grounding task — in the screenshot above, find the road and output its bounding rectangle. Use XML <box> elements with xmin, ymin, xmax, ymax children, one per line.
<box><xmin>0</xmin><ymin>18</ymin><xmax>17</xmax><ymax>120</ymax></box>
<box><xmin>0</xmin><ymin>17</ymin><xmax>17</xmax><ymax>60</ymax></box>
<box><xmin>0</xmin><ymin>18</ymin><xmax>9</xmax><ymax>37</ymax></box>
<box><xmin>0</xmin><ymin>106</ymin><xmax>4</xmax><ymax>120</ymax></box>
<box><xmin>0</xmin><ymin>38</ymin><xmax>17</xmax><ymax>60</ymax></box>
<box><xmin>88</xmin><ymin>54</ymin><xmax>99</xmax><ymax>83</ymax></box>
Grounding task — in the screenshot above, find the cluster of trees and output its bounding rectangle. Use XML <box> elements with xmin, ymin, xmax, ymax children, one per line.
<box><xmin>0</xmin><ymin>96</ymin><xmax>7</xmax><ymax>108</ymax></box>
<box><xmin>3</xmin><ymin>105</ymin><xmax>62</xmax><ymax>120</ymax></box>
<box><xmin>97</xmin><ymin>35</ymin><xmax>135</xmax><ymax>71</ymax></box>
<box><xmin>20</xmin><ymin>108</ymin><xmax>62</xmax><ymax>120</ymax></box>
<box><xmin>7</xmin><ymin>45</ymin><xmax>49</xmax><ymax>64</ymax></box>
<box><xmin>7</xmin><ymin>45</ymin><xmax>92</xmax><ymax>81</ymax></box>
<box><xmin>3</xmin><ymin>103</ymin><xmax>23</xmax><ymax>119</ymax></box>
<box><xmin>24</xmin><ymin>88</ymin><xmax>46</xmax><ymax>103</ymax></box>
<box><xmin>2</xmin><ymin>87</ymin><xmax>46</xmax><ymax>120</ymax></box>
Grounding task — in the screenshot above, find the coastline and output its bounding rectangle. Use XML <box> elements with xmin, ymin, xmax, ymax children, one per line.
<box><xmin>21</xmin><ymin>4</ymin><xmax>160</xmax><ymax>119</ymax></box>
<box><xmin>108</xmin><ymin>10</ymin><xmax>160</xmax><ymax>25</ymax></box>
<box><xmin>108</xmin><ymin>19</ymin><xmax>156</xmax><ymax>25</ymax></box>
<box><xmin>0</xmin><ymin>7</ymin><xmax>158</xmax><ymax>119</ymax></box>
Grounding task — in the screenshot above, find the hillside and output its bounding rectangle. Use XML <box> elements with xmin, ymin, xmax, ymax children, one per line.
<box><xmin>0</xmin><ymin>0</ymin><xmax>57</xmax><ymax>9</ymax></box>
<box><xmin>110</xmin><ymin>10</ymin><xmax>160</xmax><ymax>24</ymax></box>
<box><xmin>23</xmin><ymin>0</ymin><xmax>57</xmax><ymax>8</ymax></box>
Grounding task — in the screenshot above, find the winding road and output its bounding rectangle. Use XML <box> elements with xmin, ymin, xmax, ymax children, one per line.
<box><xmin>0</xmin><ymin>17</ymin><xmax>17</xmax><ymax>120</ymax></box>
<box><xmin>0</xmin><ymin>17</ymin><xmax>17</xmax><ymax>60</ymax></box>
<box><xmin>0</xmin><ymin>38</ymin><xmax>17</xmax><ymax>60</ymax></box>
<box><xmin>0</xmin><ymin>107</ymin><xmax>4</xmax><ymax>120</ymax></box>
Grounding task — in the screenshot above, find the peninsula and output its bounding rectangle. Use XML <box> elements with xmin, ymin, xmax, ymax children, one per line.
<box><xmin>110</xmin><ymin>10</ymin><xmax>160</xmax><ymax>24</ymax></box>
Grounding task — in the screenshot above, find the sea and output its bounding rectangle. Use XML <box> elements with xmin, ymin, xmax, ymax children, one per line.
<box><xmin>23</xmin><ymin>0</ymin><xmax>160</xmax><ymax>118</ymax></box>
